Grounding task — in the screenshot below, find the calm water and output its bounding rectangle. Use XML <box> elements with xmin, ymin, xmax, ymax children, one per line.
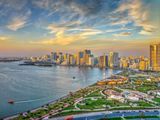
<box><xmin>0</xmin><ymin>62</ymin><xmax>120</xmax><ymax>118</ymax></box>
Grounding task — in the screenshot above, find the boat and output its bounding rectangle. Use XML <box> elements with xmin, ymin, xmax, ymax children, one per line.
<box><xmin>8</xmin><ymin>99</ymin><xmax>14</xmax><ymax>104</ymax></box>
<box><xmin>73</xmin><ymin>76</ymin><xmax>76</xmax><ymax>79</ymax></box>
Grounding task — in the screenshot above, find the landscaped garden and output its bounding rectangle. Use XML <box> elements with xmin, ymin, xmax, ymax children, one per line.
<box><xmin>153</xmin><ymin>97</ymin><xmax>160</xmax><ymax>103</ymax></box>
<box><xmin>135</xmin><ymin>84</ymin><xmax>157</xmax><ymax>93</ymax></box>
<box><xmin>77</xmin><ymin>98</ymin><xmax>107</xmax><ymax>109</ymax></box>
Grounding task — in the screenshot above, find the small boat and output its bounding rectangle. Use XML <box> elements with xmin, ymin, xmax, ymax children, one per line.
<box><xmin>8</xmin><ymin>99</ymin><xmax>14</xmax><ymax>104</ymax></box>
<box><xmin>73</xmin><ymin>76</ymin><xmax>76</xmax><ymax>79</ymax></box>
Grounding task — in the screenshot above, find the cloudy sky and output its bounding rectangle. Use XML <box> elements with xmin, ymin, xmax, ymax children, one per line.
<box><xmin>0</xmin><ymin>0</ymin><xmax>159</xmax><ymax>57</ymax></box>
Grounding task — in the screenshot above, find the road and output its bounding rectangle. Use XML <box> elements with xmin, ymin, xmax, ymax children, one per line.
<box><xmin>50</xmin><ymin>109</ymin><xmax>160</xmax><ymax>120</ymax></box>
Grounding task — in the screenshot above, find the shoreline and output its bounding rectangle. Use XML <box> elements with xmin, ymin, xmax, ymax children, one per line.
<box><xmin>4</xmin><ymin>70</ymin><xmax>122</xmax><ymax>119</ymax></box>
<box><xmin>19</xmin><ymin>61</ymin><xmax>121</xmax><ymax>70</ymax></box>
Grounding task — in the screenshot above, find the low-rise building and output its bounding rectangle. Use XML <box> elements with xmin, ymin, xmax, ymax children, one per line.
<box><xmin>104</xmin><ymin>89</ymin><xmax>125</xmax><ymax>103</ymax></box>
<box><xmin>97</xmin><ymin>75</ymin><xmax>128</xmax><ymax>85</ymax></box>
<box><xmin>148</xmin><ymin>90</ymin><xmax>160</xmax><ymax>97</ymax></box>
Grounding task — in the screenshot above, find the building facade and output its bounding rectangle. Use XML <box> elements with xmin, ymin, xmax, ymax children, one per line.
<box><xmin>109</xmin><ymin>52</ymin><xmax>119</xmax><ymax>68</ymax></box>
<box><xmin>150</xmin><ymin>43</ymin><xmax>160</xmax><ymax>71</ymax></box>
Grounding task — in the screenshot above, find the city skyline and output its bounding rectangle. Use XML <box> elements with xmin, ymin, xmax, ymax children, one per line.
<box><xmin>0</xmin><ymin>0</ymin><xmax>160</xmax><ymax>57</ymax></box>
<box><xmin>27</xmin><ymin>49</ymin><xmax>151</xmax><ymax>71</ymax></box>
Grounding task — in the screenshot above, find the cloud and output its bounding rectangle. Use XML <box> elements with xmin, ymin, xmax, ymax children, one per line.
<box><xmin>33</xmin><ymin>0</ymin><xmax>103</xmax><ymax>16</ymax></box>
<box><xmin>111</xmin><ymin>19</ymin><xmax>131</xmax><ymax>26</ymax></box>
<box><xmin>80</xmin><ymin>30</ymin><xmax>103</xmax><ymax>36</ymax></box>
<box><xmin>0</xmin><ymin>0</ymin><xmax>27</xmax><ymax>10</ymax></box>
<box><xmin>67</xmin><ymin>0</ymin><xmax>103</xmax><ymax>16</ymax></box>
<box><xmin>7</xmin><ymin>10</ymin><xmax>31</xmax><ymax>31</ymax></box>
<box><xmin>30</xmin><ymin>22</ymin><xmax>84</xmax><ymax>46</ymax></box>
<box><xmin>0</xmin><ymin>0</ymin><xmax>31</xmax><ymax>31</ymax></box>
<box><xmin>31</xmin><ymin>24</ymin><xmax>103</xmax><ymax>46</ymax></box>
<box><xmin>47</xmin><ymin>22</ymin><xmax>103</xmax><ymax>36</ymax></box>
<box><xmin>114</xmin><ymin>0</ymin><xmax>156</xmax><ymax>35</ymax></box>
<box><xmin>32</xmin><ymin>0</ymin><xmax>116</xmax><ymax>29</ymax></box>
<box><xmin>113</xmin><ymin>32</ymin><xmax>132</xmax><ymax>37</ymax></box>
<box><xmin>139</xmin><ymin>30</ymin><xmax>152</xmax><ymax>35</ymax></box>
<box><xmin>30</xmin><ymin>33</ymin><xmax>86</xmax><ymax>46</ymax></box>
<box><xmin>7</xmin><ymin>17</ymin><xmax>28</xmax><ymax>31</ymax></box>
<box><xmin>46</xmin><ymin>21</ymin><xmax>82</xmax><ymax>33</ymax></box>
<box><xmin>105</xmin><ymin>27</ymin><xmax>134</xmax><ymax>33</ymax></box>
<box><xmin>69</xmin><ymin>28</ymin><xmax>103</xmax><ymax>36</ymax></box>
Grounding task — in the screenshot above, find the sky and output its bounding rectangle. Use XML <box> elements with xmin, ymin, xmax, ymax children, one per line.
<box><xmin>0</xmin><ymin>0</ymin><xmax>160</xmax><ymax>57</ymax></box>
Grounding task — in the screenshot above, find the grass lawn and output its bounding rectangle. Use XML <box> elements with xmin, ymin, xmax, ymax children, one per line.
<box><xmin>134</xmin><ymin>101</ymin><xmax>153</xmax><ymax>107</ymax></box>
<box><xmin>153</xmin><ymin>97</ymin><xmax>160</xmax><ymax>103</ymax></box>
<box><xmin>106</xmin><ymin>100</ymin><xmax>128</xmax><ymax>107</ymax></box>
<box><xmin>86</xmin><ymin>90</ymin><xmax>102</xmax><ymax>97</ymax></box>
<box><xmin>77</xmin><ymin>98</ymin><xmax>107</xmax><ymax>109</ymax></box>
<box><xmin>77</xmin><ymin>98</ymin><xmax>129</xmax><ymax>110</ymax></box>
<box><xmin>135</xmin><ymin>85</ymin><xmax>157</xmax><ymax>93</ymax></box>
<box><xmin>15</xmin><ymin>109</ymin><xmax>48</xmax><ymax>120</ymax></box>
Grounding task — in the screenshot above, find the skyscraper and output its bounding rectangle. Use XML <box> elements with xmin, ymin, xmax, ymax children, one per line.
<box><xmin>83</xmin><ymin>50</ymin><xmax>91</xmax><ymax>65</ymax></box>
<box><xmin>77</xmin><ymin>51</ymin><xmax>84</xmax><ymax>65</ymax></box>
<box><xmin>139</xmin><ymin>58</ymin><xmax>149</xmax><ymax>71</ymax></box>
<box><xmin>150</xmin><ymin>43</ymin><xmax>160</xmax><ymax>71</ymax></box>
<box><xmin>109</xmin><ymin>52</ymin><xmax>119</xmax><ymax>68</ymax></box>
<box><xmin>51</xmin><ymin>52</ymin><xmax>57</xmax><ymax>62</ymax></box>
<box><xmin>98</xmin><ymin>54</ymin><xmax>108</xmax><ymax>68</ymax></box>
<box><xmin>88</xmin><ymin>55</ymin><xmax>95</xmax><ymax>66</ymax></box>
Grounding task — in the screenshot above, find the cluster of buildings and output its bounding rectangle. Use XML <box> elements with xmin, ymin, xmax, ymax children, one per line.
<box><xmin>97</xmin><ymin>75</ymin><xmax>128</xmax><ymax>85</ymax></box>
<box><xmin>29</xmin><ymin>43</ymin><xmax>160</xmax><ymax>71</ymax></box>
<box><xmin>30</xmin><ymin>50</ymin><xmax>119</xmax><ymax>68</ymax></box>
<box><xmin>120</xmin><ymin>56</ymin><xmax>149</xmax><ymax>71</ymax></box>
<box><xmin>104</xmin><ymin>89</ymin><xmax>154</xmax><ymax>103</ymax></box>
<box><xmin>104</xmin><ymin>89</ymin><xmax>125</xmax><ymax>103</ymax></box>
<box><xmin>148</xmin><ymin>90</ymin><xmax>160</xmax><ymax>97</ymax></box>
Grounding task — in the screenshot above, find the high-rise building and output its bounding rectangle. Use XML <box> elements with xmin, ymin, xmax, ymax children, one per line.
<box><xmin>139</xmin><ymin>58</ymin><xmax>149</xmax><ymax>71</ymax></box>
<box><xmin>69</xmin><ymin>54</ymin><xmax>76</xmax><ymax>65</ymax></box>
<box><xmin>77</xmin><ymin>50</ymin><xmax>91</xmax><ymax>65</ymax></box>
<box><xmin>83</xmin><ymin>50</ymin><xmax>91</xmax><ymax>65</ymax></box>
<box><xmin>150</xmin><ymin>43</ymin><xmax>160</xmax><ymax>71</ymax></box>
<box><xmin>108</xmin><ymin>52</ymin><xmax>119</xmax><ymax>68</ymax></box>
<box><xmin>120</xmin><ymin>57</ymin><xmax>129</xmax><ymax>69</ymax></box>
<box><xmin>51</xmin><ymin>52</ymin><xmax>57</xmax><ymax>62</ymax></box>
<box><xmin>88</xmin><ymin>55</ymin><xmax>95</xmax><ymax>66</ymax></box>
<box><xmin>98</xmin><ymin>54</ymin><xmax>108</xmax><ymax>68</ymax></box>
<box><xmin>77</xmin><ymin>51</ymin><xmax>84</xmax><ymax>65</ymax></box>
<box><xmin>63</xmin><ymin>53</ymin><xmax>69</xmax><ymax>65</ymax></box>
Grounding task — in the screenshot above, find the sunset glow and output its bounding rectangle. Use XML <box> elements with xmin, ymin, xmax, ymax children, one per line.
<box><xmin>0</xmin><ymin>0</ymin><xmax>159</xmax><ymax>57</ymax></box>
